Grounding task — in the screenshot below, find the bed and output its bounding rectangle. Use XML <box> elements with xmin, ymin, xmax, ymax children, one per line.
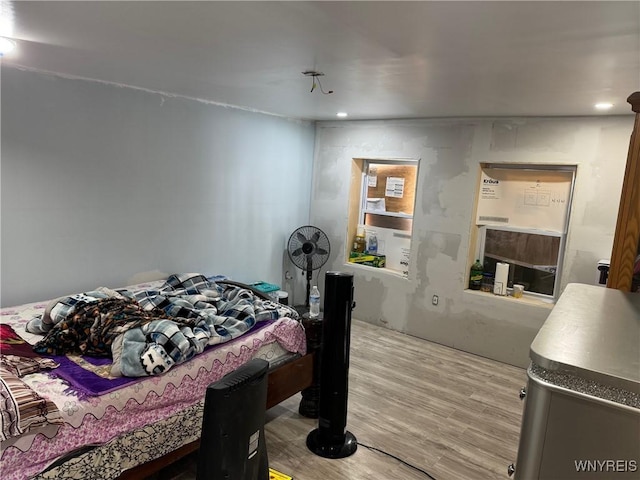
<box><xmin>0</xmin><ymin>274</ymin><xmax>319</xmax><ymax>480</ymax></box>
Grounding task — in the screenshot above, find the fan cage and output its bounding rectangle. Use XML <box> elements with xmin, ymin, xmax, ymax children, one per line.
<box><xmin>287</xmin><ymin>225</ymin><xmax>330</xmax><ymax>272</ymax></box>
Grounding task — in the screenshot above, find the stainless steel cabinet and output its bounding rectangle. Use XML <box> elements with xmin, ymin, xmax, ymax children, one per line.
<box><xmin>512</xmin><ymin>284</ymin><xmax>640</xmax><ymax>479</ymax></box>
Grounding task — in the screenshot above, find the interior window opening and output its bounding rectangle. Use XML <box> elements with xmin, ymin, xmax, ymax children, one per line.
<box><xmin>471</xmin><ymin>164</ymin><xmax>576</xmax><ymax>300</ymax></box>
<box><xmin>347</xmin><ymin>158</ymin><xmax>419</xmax><ymax>277</ymax></box>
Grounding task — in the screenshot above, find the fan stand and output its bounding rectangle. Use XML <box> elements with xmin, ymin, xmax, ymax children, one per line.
<box><xmin>305</xmin><ymin>257</ymin><xmax>313</xmax><ymax>309</ymax></box>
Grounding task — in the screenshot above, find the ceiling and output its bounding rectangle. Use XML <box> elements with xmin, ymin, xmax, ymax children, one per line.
<box><xmin>3</xmin><ymin>1</ymin><xmax>639</xmax><ymax>120</ymax></box>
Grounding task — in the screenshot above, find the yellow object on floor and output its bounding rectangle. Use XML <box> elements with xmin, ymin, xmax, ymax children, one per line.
<box><xmin>269</xmin><ymin>467</ymin><xmax>293</xmax><ymax>480</ymax></box>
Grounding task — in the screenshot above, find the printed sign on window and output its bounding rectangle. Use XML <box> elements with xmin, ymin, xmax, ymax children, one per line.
<box><xmin>385</xmin><ymin>177</ymin><xmax>405</xmax><ymax>198</ymax></box>
<box><xmin>476</xmin><ymin>168</ymin><xmax>573</xmax><ymax>233</ymax></box>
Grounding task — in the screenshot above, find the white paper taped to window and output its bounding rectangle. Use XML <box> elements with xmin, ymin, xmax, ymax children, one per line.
<box><xmin>476</xmin><ymin>168</ymin><xmax>573</xmax><ymax>233</ymax></box>
<box><xmin>385</xmin><ymin>177</ymin><xmax>405</xmax><ymax>198</ymax></box>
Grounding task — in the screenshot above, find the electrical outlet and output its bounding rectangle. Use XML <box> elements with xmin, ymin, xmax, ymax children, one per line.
<box><xmin>432</xmin><ymin>295</ymin><xmax>439</xmax><ymax>306</ymax></box>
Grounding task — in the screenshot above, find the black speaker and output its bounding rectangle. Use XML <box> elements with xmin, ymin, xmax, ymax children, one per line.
<box><xmin>307</xmin><ymin>271</ymin><xmax>357</xmax><ymax>458</ymax></box>
<box><xmin>197</xmin><ymin>359</ymin><xmax>269</xmax><ymax>480</ymax></box>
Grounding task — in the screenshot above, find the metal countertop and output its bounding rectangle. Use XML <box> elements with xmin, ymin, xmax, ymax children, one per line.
<box><xmin>530</xmin><ymin>283</ymin><xmax>640</xmax><ymax>394</ymax></box>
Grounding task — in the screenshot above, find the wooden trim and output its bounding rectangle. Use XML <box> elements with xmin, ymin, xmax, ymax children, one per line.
<box><xmin>608</xmin><ymin>92</ymin><xmax>640</xmax><ymax>291</ymax></box>
<box><xmin>628</xmin><ymin>91</ymin><xmax>640</xmax><ymax>113</ymax></box>
<box><xmin>118</xmin><ymin>353</ymin><xmax>314</xmax><ymax>479</ymax></box>
<box><xmin>347</xmin><ymin>158</ymin><xmax>365</xmax><ymax>258</ymax></box>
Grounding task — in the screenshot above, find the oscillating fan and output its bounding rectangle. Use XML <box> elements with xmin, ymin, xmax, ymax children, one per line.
<box><xmin>287</xmin><ymin>225</ymin><xmax>331</xmax><ymax>307</ymax></box>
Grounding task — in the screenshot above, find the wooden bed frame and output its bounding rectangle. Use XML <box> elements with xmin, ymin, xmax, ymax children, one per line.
<box><xmin>118</xmin><ymin>282</ymin><xmax>323</xmax><ymax>479</ymax></box>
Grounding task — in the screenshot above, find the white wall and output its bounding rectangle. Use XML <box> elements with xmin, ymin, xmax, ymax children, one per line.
<box><xmin>1</xmin><ymin>68</ymin><xmax>315</xmax><ymax>306</ymax></box>
<box><xmin>310</xmin><ymin>117</ymin><xmax>633</xmax><ymax>367</ymax></box>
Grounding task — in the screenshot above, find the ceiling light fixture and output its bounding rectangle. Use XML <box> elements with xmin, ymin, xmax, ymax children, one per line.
<box><xmin>594</xmin><ymin>102</ymin><xmax>613</xmax><ymax>110</ymax></box>
<box><xmin>0</xmin><ymin>36</ymin><xmax>15</xmax><ymax>56</ymax></box>
<box><xmin>336</xmin><ymin>112</ymin><xmax>348</xmax><ymax>118</ymax></box>
<box><xmin>302</xmin><ymin>71</ymin><xmax>333</xmax><ymax>95</ymax></box>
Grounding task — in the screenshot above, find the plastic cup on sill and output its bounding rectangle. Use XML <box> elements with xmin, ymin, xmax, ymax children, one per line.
<box><xmin>513</xmin><ymin>284</ymin><xmax>524</xmax><ymax>298</ymax></box>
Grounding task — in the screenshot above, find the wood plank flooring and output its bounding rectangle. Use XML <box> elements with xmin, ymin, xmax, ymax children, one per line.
<box><xmin>156</xmin><ymin>319</ymin><xmax>528</xmax><ymax>480</ymax></box>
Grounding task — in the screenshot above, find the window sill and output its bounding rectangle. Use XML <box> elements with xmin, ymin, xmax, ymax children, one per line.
<box><xmin>463</xmin><ymin>288</ymin><xmax>555</xmax><ymax>309</ymax></box>
<box><xmin>364</xmin><ymin>209</ymin><xmax>413</xmax><ymax>219</ymax></box>
<box><xmin>343</xmin><ymin>261</ymin><xmax>409</xmax><ymax>280</ymax></box>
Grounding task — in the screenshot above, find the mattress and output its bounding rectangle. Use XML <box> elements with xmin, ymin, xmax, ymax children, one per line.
<box><xmin>0</xmin><ymin>281</ymin><xmax>306</xmax><ymax>480</ymax></box>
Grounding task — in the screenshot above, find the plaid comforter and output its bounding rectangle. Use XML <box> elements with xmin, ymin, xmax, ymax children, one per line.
<box><xmin>29</xmin><ymin>274</ymin><xmax>298</xmax><ymax>377</ymax></box>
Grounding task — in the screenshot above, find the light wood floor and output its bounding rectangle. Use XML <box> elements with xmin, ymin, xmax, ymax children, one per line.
<box><xmin>161</xmin><ymin>319</ymin><xmax>528</xmax><ymax>480</ymax></box>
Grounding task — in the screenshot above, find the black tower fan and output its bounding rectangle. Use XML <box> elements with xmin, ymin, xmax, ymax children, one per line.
<box><xmin>287</xmin><ymin>225</ymin><xmax>330</xmax><ymax>307</ymax></box>
<box><xmin>307</xmin><ymin>271</ymin><xmax>357</xmax><ymax>459</ymax></box>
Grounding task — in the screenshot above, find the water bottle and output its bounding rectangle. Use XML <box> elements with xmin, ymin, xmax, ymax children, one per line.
<box><xmin>367</xmin><ymin>234</ymin><xmax>378</xmax><ymax>255</ymax></box>
<box><xmin>309</xmin><ymin>285</ymin><xmax>320</xmax><ymax>317</ymax></box>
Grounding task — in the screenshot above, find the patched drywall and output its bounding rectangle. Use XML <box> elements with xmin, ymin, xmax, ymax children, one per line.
<box><xmin>310</xmin><ymin>117</ymin><xmax>632</xmax><ymax>367</ymax></box>
<box><xmin>1</xmin><ymin>68</ymin><xmax>315</xmax><ymax>306</ymax></box>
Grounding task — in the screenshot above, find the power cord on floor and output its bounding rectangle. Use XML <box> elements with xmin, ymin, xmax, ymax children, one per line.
<box><xmin>357</xmin><ymin>442</ymin><xmax>438</xmax><ymax>480</ymax></box>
